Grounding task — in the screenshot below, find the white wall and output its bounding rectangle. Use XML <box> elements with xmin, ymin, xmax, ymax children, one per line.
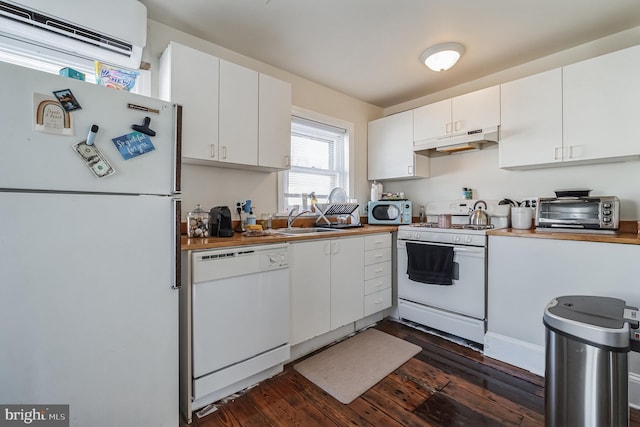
<box><xmin>143</xmin><ymin>20</ymin><xmax>383</xmax><ymax>218</ymax></box>
<box><xmin>383</xmin><ymin>145</ymin><xmax>640</xmax><ymax>220</ymax></box>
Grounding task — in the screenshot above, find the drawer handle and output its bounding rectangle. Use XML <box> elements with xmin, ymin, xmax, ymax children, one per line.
<box><xmin>374</xmin><ymin>268</ymin><xmax>383</xmax><ymax>273</ymax></box>
<box><xmin>375</xmin><ymin>298</ymin><xmax>383</xmax><ymax>304</ymax></box>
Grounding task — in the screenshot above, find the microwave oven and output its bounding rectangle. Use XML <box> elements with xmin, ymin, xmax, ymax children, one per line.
<box><xmin>368</xmin><ymin>200</ymin><xmax>412</xmax><ymax>225</ymax></box>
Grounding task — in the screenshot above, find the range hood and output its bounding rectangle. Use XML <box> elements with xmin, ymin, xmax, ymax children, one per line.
<box><xmin>414</xmin><ymin>125</ymin><xmax>500</xmax><ymax>156</ymax></box>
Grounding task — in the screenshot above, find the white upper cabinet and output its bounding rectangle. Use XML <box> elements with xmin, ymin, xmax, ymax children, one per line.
<box><xmin>562</xmin><ymin>44</ymin><xmax>640</xmax><ymax>164</ymax></box>
<box><xmin>368</xmin><ymin>110</ymin><xmax>429</xmax><ymax>181</ymax></box>
<box><xmin>219</xmin><ymin>59</ymin><xmax>259</xmax><ymax>166</ymax></box>
<box><xmin>412</xmin><ymin>99</ymin><xmax>451</xmax><ymax>142</ymax></box>
<box><xmin>159</xmin><ymin>42</ymin><xmax>219</xmax><ymax>162</ymax></box>
<box><xmin>413</xmin><ymin>85</ymin><xmax>500</xmax><ymax>144</ymax></box>
<box><xmin>159</xmin><ymin>42</ymin><xmax>292</xmax><ymax>171</ymax></box>
<box><xmin>451</xmin><ymin>86</ymin><xmax>501</xmax><ymax>135</ymax></box>
<box><xmin>500</xmin><ymin>45</ymin><xmax>640</xmax><ymax>169</ymax></box>
<box><xmin>258</xmin><ymin>73</ymin><xmax>292</xmax><ymax>170</ymax></box>
<box><xmin>499</xmin><ymin>68</ymin><xmax>563</xmax><ymax>168</ymax></box>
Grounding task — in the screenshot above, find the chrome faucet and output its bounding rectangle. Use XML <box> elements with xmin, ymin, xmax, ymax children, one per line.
<box><xmin>287</xmin><ymin>207</ymin><xmax>311</xmax><ymax>228</ymax></box>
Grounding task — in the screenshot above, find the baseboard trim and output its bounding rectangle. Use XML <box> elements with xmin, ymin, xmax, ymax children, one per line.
<box><xmin>484</xmin><ymin>332</ymin><xmax>545</xmax><ymax>376</ymax></box>
<box><xmin>484</xmin><ymin>332</ymin><xmax>640</xmax><ymax>408</ymax></box>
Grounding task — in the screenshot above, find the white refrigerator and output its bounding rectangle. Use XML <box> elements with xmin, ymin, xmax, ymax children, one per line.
<box><xmin>0</xmin><ymin>61</ymin><xmax>181</xmax><ymax>426</ymax></box>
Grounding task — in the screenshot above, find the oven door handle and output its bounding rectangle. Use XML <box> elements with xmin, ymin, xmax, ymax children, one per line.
<box><xmin>452</xmin><ymin>247</ymin><xmax>485</xmax><ymax>258</ymax></box>
<box><xmin>453</xmin><ymin>246</ymin><xmax>483</xmax><ymax>253</ymax></box>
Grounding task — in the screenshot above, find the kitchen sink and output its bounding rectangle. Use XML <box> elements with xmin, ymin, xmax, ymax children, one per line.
<box><xmin>274</xmin><ymin>227</ymin><xmax>344</xmax><ymax>236</ymax></box>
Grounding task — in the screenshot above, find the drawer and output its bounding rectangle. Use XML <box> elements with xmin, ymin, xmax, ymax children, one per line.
<box><xmin>364</xmin><ymin>274</ymin><xmax>391</xmax><ymax>295</ymax></box>
<box><xmin>364</xmin><ymin>233</ymin><xmax>391</xmax><ymax>251</ymax></box>
<box><xmin>364</xmin><ymin>260</ymin><xmax>391</xmax><ymax>281</ymax></box>
<box><xmin>364</xmin><ymin>288</ymin><xmax>392</xmax><ymax>316</ymax></box>
<box><xmin>364</xmin><ymin>248</ymin><xmax>391</xmax><ymax>266</ymax></box>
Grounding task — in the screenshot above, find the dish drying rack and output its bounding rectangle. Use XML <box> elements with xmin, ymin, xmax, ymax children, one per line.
<box><xmin>315</xmin><ymin>202</ymin><xmax>359</xmax><ymax>225</ymax></box>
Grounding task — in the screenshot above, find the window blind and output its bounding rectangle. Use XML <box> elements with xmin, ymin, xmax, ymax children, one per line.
<box><xmin>283</xmin><ymin>116</ymin><xmax>348</xmax><ymax>209</ymax></box>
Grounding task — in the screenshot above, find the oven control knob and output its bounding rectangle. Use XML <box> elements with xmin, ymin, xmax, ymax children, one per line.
<box><xmin>453</xmin><ymin>235</ymin><xmax>461</xmax><ymax>243</ymax></box>
<box><xmin>465</xmin><ymin>236</ymin><xmax>473</xmax><ymax>243</ymax></box>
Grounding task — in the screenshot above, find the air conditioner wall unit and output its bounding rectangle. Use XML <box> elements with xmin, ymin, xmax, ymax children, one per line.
<box><xmin>0</xmin><ymin>0</ymin><xmax>147</xmax><ymax>69</ymax></box>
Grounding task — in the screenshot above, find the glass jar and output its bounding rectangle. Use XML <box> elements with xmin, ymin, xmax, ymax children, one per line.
<box><xmin>187</xmin><ymin>204</ymin><xmax>210</xmax><ymax>237</ymax></box>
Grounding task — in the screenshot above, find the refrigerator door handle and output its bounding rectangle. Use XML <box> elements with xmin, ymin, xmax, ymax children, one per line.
<box><xmin>172</xmin><ymin>198</ymin><xmax>182</xmax><ymax>290</ymax></box>
<box><xmin>173</xmin><ymin>105</ymin><xmax>183</xmax><ymax>194</ymax></box>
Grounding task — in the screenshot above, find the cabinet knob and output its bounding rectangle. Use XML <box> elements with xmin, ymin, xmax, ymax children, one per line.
<box><xmin>210</xmin><ymin>144</ymin><xmax>216</xmax><ymax>158</ymax></box>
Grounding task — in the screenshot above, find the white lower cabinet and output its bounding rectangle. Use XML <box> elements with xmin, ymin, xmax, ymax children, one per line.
<box><xmin>290</xmin><ymin>233</ymin><xmax>392</xmax><ymax>345</ymax></box>
<box><xmin>330</xmin><ymin>237</ymin><xmax>365</xmax><ymax>330</ymax></box>
<box><xmin>487</xmin><ymin>235</ymin><xmax>640</xmax><ymax>376</ymax></box>
<box><xmin>290</xmin><ymin>237</ymin><xmax>364</xmax><ymax>345</ymax></box>
<box><xmin>363</xmin><ymin>233</ymin><xmax>392</xmax><ymax>316</ymax></box>
<box><xmin>289</xmin><ymin>239</ymin><xmax>331</xmax><ymax>346</ymax></box>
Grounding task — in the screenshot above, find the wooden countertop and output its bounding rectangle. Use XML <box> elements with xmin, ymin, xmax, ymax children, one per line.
<box><xmin>487</xmin><ymin>221</ymin><xmax>640</xmax><ymax>245</ymax></box>
<box><xmin>181</xmin><ymin>224</ymin><xmax>398</xmax><ymax>251</ymax></box>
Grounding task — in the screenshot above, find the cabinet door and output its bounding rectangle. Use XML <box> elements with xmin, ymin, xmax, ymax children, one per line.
<box><xmin>219</xmin><ymin>60</ymin><xmax>259</xmax><ymax>165</ymax></box>
<box><xmin>500</xmin><ymin>69</ymin><xmax>563</xmax><ymax>168</ymax></box>
<box><xmin>413</xmin><ymin>99</ymin><xmax>451</xmax><ymax>142</ymax></box>
<box><xmin>330</xmin><ymin>237</ymin><xmax>364</xmax><ymax>329</ymax></box>
<box><xmin>258</xmin><ymin>74</ymin><xmax>292</xmax><ymax>170</ymax></box>
<box><xmin>563</xmin><ymin>45</ymin><xmax>640</xmax><ymax>163</ymax></box>
<box><xmin>452</xmin><ymin>85</ymin><xmax>500</xmax><ymax>134</ymax></box>
<box><xmin>159</xmin><ymin>42</ymin><xmax>219</xmax><ymax>161</ymax></box>
<box><xmin>289</xmin><ymin>240</ymin><xmax>331</xmax><ymax>345</ymax></box>
<box><xmin>368</xmin><ymin>111</ymin><xmax>415</xmax><ymax>180</ymax></box>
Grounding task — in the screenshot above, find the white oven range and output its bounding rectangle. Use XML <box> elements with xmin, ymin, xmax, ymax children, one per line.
<box><xmin>396</xmin><ymin>200</ymin><xmax>508</xmax><ymax>344</ymax></box>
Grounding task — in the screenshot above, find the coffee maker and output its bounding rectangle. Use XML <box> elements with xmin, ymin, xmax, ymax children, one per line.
<box><xmin>209</xmin><ymin>206</ymin><xmax>234</xmax><ymax>237</ymax></box>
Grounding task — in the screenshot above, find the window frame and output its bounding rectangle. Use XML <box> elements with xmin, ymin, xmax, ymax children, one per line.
<box><xmin>278</xmin><ymin>106</ymin><xmax>355</xmax><ymax>214</ymax></box>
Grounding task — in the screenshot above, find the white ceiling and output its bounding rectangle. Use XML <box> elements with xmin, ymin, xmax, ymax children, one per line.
<box><xmin>139</xmin><ymin>0</ymin><xmax>640</xmax><ymax>108</ymax></box>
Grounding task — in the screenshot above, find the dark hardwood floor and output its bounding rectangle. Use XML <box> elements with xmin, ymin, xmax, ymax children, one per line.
<box><xmin>184</xmin><ymin>318</ymin><xmax>640</xmax><ymax>426</ymax></box>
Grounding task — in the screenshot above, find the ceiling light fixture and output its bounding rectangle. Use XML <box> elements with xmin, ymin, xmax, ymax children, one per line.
<box><xmin>420</xmin><ymin>42</ymin><xmax>465</xmax><ymax>72</ymax></box>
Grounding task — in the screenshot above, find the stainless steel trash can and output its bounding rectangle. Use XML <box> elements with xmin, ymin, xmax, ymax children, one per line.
<box><xmin>543</xmin><ymin>296</ymin><xmax>632</xmax><ymax>427</ymax></box>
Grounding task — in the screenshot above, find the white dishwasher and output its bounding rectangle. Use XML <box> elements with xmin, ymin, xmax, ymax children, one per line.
<box><xmin>191</xmin><ymin>243</ymin><xmax>290</xmax><ymax>410</ymax></box>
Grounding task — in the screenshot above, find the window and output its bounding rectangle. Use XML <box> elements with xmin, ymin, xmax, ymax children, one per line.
<box><xmin>0</xmin><ymin>48</ymin><xmax>150</xmax><ymax>96</ymax></box>
<box><xmin>280</xmin><ymin>109</ymin><xmax>353</xmax><ymax>213</ymax></box>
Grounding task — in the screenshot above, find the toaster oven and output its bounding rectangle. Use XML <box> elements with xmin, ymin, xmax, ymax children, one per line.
<box><xmin>535</xmin><ymin>196</ymin><xmax>619</xmax><ymax>232</ymax></box>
